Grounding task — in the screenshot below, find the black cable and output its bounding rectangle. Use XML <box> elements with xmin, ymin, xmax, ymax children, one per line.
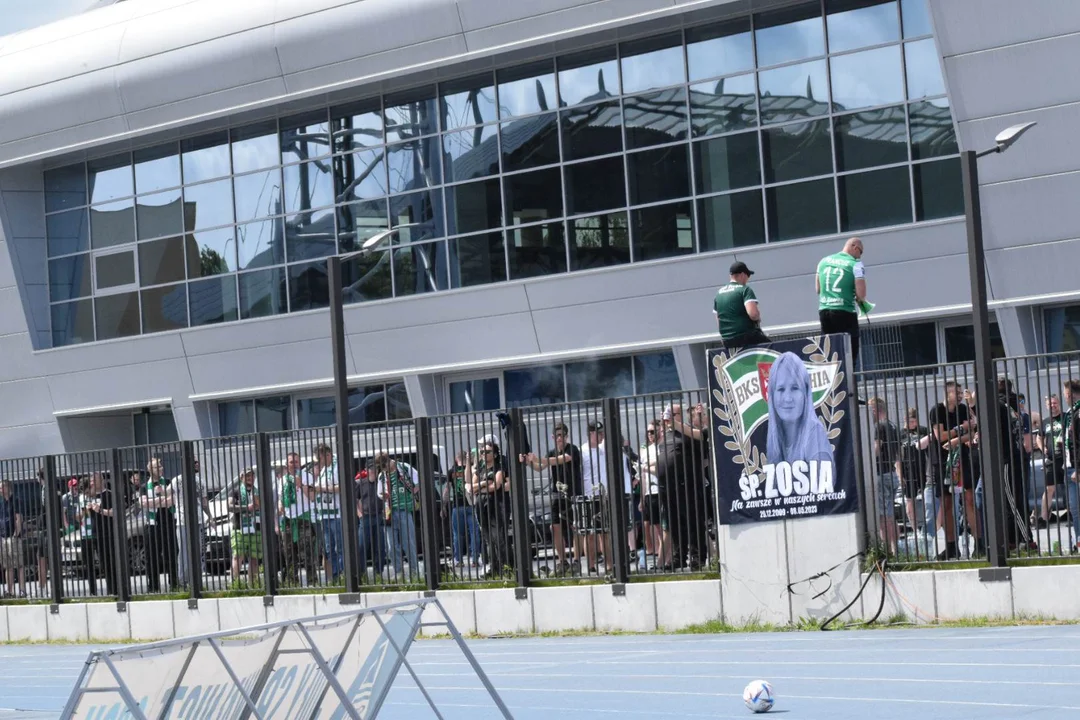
<box><xmin>785</xmin><ymin>553</ymin><xmax>890</xmax><ymax>632</ymax></box>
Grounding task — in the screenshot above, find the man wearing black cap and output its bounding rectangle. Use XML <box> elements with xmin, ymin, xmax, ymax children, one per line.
<box><xmin>714</xmin><ymin>261</ymin><xmax>768</xmax><ymax>351</ymax></box>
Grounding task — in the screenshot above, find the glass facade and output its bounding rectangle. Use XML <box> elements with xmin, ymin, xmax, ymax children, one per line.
<box><xmin>43</xmin><ymin>0</ymin><xmax>958</xmax><ymax>348</ymax></box>
<box><xmin>218</xmin><ymin>381</ymin><xmax>411</xmax><ymax>435</ymax></box>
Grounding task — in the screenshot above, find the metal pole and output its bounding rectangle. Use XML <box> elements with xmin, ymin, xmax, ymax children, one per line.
<box><xmin>328</xmin><ymin>255</ymin><xmax>361</xmax><ymax>593</ymax></box>
<box><xmin>179</xmin><ymin>442</ymin><xmax>203</xmax><ymax>600</ymax></box>
<box><xmin>961</xmin><ymin>149</ymin><xmax>1008</xmax><ymax>571</ymax></box>
<box><xmin>43</xmin><ymin>456</ymin><xmax>64</xmax><ymax>605</ymax></box>
<box><xmin>414</xmin><ymin>416</ymin><xmax>441</xmax><ymax>592</ymax></box>
<box><xmin>255</xmin><ymin>433</ymin><xmax>279</xmax><ymax>597</ymax></box>
<box><xmin>108</xmin><ymin>449</ymin><xmax>132</xmax><ymax>604</ymax></box>
<box><xmin>505</xmin><ymin>408</ymin><xmax>532</xmax><ymax>595</ymax></box>
<box><xmin>601</xmin><ymin>398</ymin><xmax>629</xmax><ymax>587</ymax></box>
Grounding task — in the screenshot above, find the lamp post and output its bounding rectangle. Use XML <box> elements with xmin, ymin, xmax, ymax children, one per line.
<box><xmin>328</xmin><ymin>223</ymin><xmax>420</xmax><ymax>593</ymax></box>
<box><xmin>962</xmin><ymin>121</ymin><xmax>1036</xmax><ymax>574</ymax></box>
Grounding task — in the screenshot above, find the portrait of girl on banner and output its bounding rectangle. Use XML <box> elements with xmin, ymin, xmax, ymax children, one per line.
<box><xmin>765</xmin><ymin>352</ymin><xmax>834</xmax><ymax>466</ymax></box>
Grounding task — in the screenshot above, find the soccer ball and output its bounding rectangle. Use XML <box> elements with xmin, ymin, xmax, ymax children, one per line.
<box><xmin>743</xmin><ymin>679</ymin><xmax>774</xmax><ymax>713</ymax></box>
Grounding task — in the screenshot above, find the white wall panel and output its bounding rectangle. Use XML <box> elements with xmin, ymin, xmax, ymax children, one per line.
<box><xmin>932</xmin><ymin>0</ymin><xmax>1080</xmax><ymax>58</ymax></box>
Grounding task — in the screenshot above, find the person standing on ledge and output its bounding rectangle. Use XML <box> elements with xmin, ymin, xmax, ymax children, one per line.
<box><xmin>714</xmin><ymin>261</ymin><xmax>768</xmax><ymax>351</ymax></box>
<box><xmin>816</xmin><ymin>237</ymin><xmax>866</xmax><ymax>363</ymax></box>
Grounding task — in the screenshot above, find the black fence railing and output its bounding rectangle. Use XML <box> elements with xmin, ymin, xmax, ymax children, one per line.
<box><xmin>855</xmin><ymin>348</ymin><xmax>1080</xmax><ymax>564</ymax></box>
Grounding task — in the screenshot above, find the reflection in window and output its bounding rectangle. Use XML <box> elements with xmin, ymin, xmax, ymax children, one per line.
<box><xmin>450</xmin><ymin>379</ymin><xmax>501</xmax><ymax>414</ymax></box>
<box><xmin>834</xmin><ymin>106</ymin><xmax>908</xmax><ymax>171</ymax></box>
<box><xmin>284</xmin><ymin>208</ymin><xmax>336</xmax><ymax>263</ymax></box>
<box><xmin>88</xmin><ymin>155</ymin><xmax>133</xmax><ymax>204</ymax></box>
<box><xmin>281</xmin><ymin>112</ymin><xmax>332</xmax><ymax>164</ymax></box>
<box><xmin>338</xmin><ymin>198</ymin><xmax>388</xmax><ymax>254</ymax></box>
<box><xmin>560</xmin><ymin>101</ymin><xmax>622</xmax><ymax>161</ymax></box>
<box><xmin>189</xmin><ymin>275</ymin><xmax>239</xmax><ymax>326</ymax></box>
<box><xmin>332</xmin><ymin>102</ymin><xmax>383</xmax><ymax>153</ymax></box>
<box><xmin>694</xmin><ymin>131</ymin><xmax>760</xmax><ymax>194</ymax></box>
<box><xmin>95</xmin><ymin>291</ymin><xmax>141</xmax><ymax>341</ymax></box>
<box><xmin>45</xmin><ymin>165</ymin><xmax>87</xmax><ymax>213</ymax></box>
<box><xmin>627</xmin><ymin>145</ymin><xmax>690</xmax><ymax>205</ymax></box>
<box><xmin>686</xmin><ymin>19</ymin><xmax>754</xmax><ymax>82</ymax></box>
<box><xmin>142</xmin><ymin>284</ymin><xmax>188</xmax><ymax>333</ymax></box>
<box><xmin>859</xmin><ymin>321</ymin><xmax>937</xmax><ymax>370</ymax></box>
<box><xmin>558</xmin><ymin>47</ymin><xmax>619</xmax><ymax>106</ymax></box>
<box><xmin>139</xmin><ymin>236</ymin><xmax>186</xmax><ymax>286</ymax></box>
<box><xmin>634</xmin><ymin>351</ymin><xmax>680</xmax><ymax>394</ymax></box>
<box><xmin>445</xmin><ymin>178</ymin><xmax>501</xmax><ymax>236</ymax></box>
<box><xmin>754</xmin><ymin>5</ymin><xmax>825</xmax><ymax>68</ymax></box>
<box><xmin>95</xmin><ymin>250</ymin><xmax>136</xmax><ymax>290</ymax></box>
<box><xmin>766</xmin><ymin>178</ymin><xmax>837</xmax><ymax>241</ymax></box>
<box><xmin>237</xmin><ymin>218</ymin><xmax>284</xmax><ymax>270</ymax></box>
<box><xmin>284</xmin><ymin>159</ymin><xmax>335</xmax><ymax>213</ymax></box>
<box><xmin>443</xmin><ymin>124</ymin><xmax>499</xmax><ymax>183</ymax></box>
<box><xmin>913</xmin><ymin>157</ymin><xmax>962</xmax><ymax>220</ymax></box>
<box><xmin>450</xmin><ymin>232</ymin><xmax>507</xmax><ymax>288</ymax></box>
<box><xmin>49</xmin><ymin>255</ymin><xmax>92</xmax><ymax>301</ymax></box>
<box><xmin>52</xmin><ymin>299</ymin><xmax>94</xmax><ymax>347</ymax></box>
<box><xmin>501</xmin><ymin>112</ymin><xmax>559</xmax><ymax>172</ymax></box>
<box><xmin>689</xmin><ymin>74</ymin><xmax>757</xmax><ymax>137</ymax></box>
<box><xmin>219</xmin><ymin>400</ymin><xmax>256</xmax><ymax>436</ymax></box>
<box><xmin>239</xmin><ymin>267</ymin><xmax>287</xmax><ymax>319</ymax></box>
<box><xmin>758</xmin><ymin>60</ymin><xmax>829</xmax><ymax>125</ymax></box>
<box><xmin>838</xmin><ymin>165</ymin><xmax>912</xmax><ymax>231</ymax></box>
<box><xmin>826</xmin><ymin>0</ymin><xmax>900</xmax><ymax>54</ymax></box>
<box><xmin>389</xmin><ymin>189</ymin><xmax>444</xmax><ymax>243</ymax></box>
<box><xmin>909</xmin><ymin>98</ymin><xmax>957</xmax><ymax>160</ymax></box>
<box><xmin>697</xmin><ymin>190</ymin><xmax>766</xmax><ymax>252</ymax></box>
<box><xmin>620</xmin><ymin>34</ymin><xmax>685</xmax><ymax>94</ymax></box>
<box><xmin>136</xmin><ymin>190</ymin><xmax>184</xmax><ymax>240</ymax></box>
<box><xmin>441</xmin><ymin>74</ymin><xmax>497</xmax><ymax>130</ymax></box>
<box><xmin>944</xmin><ymin>322</ymin><xmax>1005</xmax><ymax>362</ymax></box>
<box><xmin>633</xmin><ymin>201</ymin><xmax>694</xmax><ymax>262</ymax></box>
<box><xmin>387</xmin><ymin>140</ymin><xmax>442</xmax><ymax>193</ymax></box>
<box><xmin>570</xmin><ymin>212</ymin><xmax>630</xmax><ymax>271</ymax></box>
<box><xmin>830</xmin><ymin>45</ymin><xmax>904</xmax><ymax>111</ymax></box>
<box><xmin>567</xmin><ymin>356</ymin><xmax>634</xmax><ymax>401</ymax></box>
<box><xmin>184</xmin><ymin>179</ymin><xmax>234</xmax><ymax>231</ymax></box>
<box><xmin>901</xmin><ymin>0</ymin><xmax>933</xmax><ymax>37</ymax></box>
<box><xmin>498</xmin><ymin>62</ymin><xmax>556</xmax><ymax>119</ymax></box>
<box><xmin>46</xmin><ymin>209</ymin><xmax>89</xmax><ymax>257</ymax></box>
<box><xmin>186</xmin><ymin>227</ymin><xmax>237</xmax><ymax>277</ymax></box>
<box><xmin>565</xmin><ymin>156</ymin><xmax>626</xmax><ymax>216</ymax></box>
<box><xmin>342</xmin><ymin>246</ymin><xmax>393</xmax><ymax>304</ymax></box>
<box><xmin>385</xmin><ymin>88</ymin><xmax>439</xmax><ymax>141</ymax></box>
<box><xmin>505</xmin><ymin>365</ymin><xmax>566</xmax><ymax>408</ymax></box>
<box><xmin>334</xmin><ymin>149</ymin><xmax>388</xmax><ymax>202</ymax></box>
<box><xmin>394</xmin><ymin>240</ymin><xmax>448</xmax><ymax>297</ymax></box>
<box><xmin>504</xmin><ymin>167</ymin><xmax>562</xmax><ymax>226</ymax></box>
<box><xmin>624</xmin><ymin>88</ymin><xmax>689</xmax><ymax>150</ymax></box>
<box><xmin>234</xmin><ymin>169</ymin><xmax>282</xmax><ymax>223</ymax></box>
<box><xmin>508</xmin><ymin>222</ymin><xmax>566</xmax><ymax>279</ymax></box>
<box><xmin>905</xmin><ymin>38</ymin><xmax>946</xmax><ymax>99</ymax></box>
<box><xmin>1044</xmin><ymin>305</ymin><xmax>1080</xmax><ymax>354</ymax></box>
<box><xmin>134</xmin><ymin>145</ymin><xmax>181</xmax><ymax>195</ymax></box>
<box><xmin>182</xmin><ymin>132</ymin><xmax>231</xmax><ymax>185</ymax></box>
<box><xmin>231</xmin><ymin>123</ymin><xmax>280</xmax><ymax>175</ymax></box>
<box><xmin>90</xmin><ymin>199</ymin><xmax>136</xmax><ymax>249</ymax></box>
<box><xmin>288</xmin><ymin>261</ymin><xmax>330</xmax><ymax>312</ymax></box>
<box><xmin>762</xmin><ymin>119</ymin><xmax>833</xmax><ymax>183</ymax></box>
<box><xmin>296</xmin><ymin>396</ymin><xmax>335</xmax><ymax>430</ymax></box>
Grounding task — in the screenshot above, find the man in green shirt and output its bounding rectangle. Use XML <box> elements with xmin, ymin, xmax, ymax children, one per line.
<box><xmin>816</xmin><ymin>237</ymin><xmax>866</xmax><ymax>363</ymax></box>
<box><xmin>714</xmin><ymin>261</ymin><xmax>768</xmax><ymax>351</ymax></box>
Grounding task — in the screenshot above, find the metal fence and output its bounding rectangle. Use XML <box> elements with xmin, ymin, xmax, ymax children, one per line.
<box><xmin>856</xmin><ymin>348</ymin><xmax>1080</xmax><ymax>564</ymax></box>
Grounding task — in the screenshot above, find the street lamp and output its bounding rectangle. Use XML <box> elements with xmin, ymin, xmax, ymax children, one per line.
<box><xmin>327</xmin><ymin>222</ymin><xmax>420</xmax><ymax>593</ymax></box>
<box><xmin>961</xmin><ymin>121</ymin><xmax>1036</xmax><ymax>574</ymax></box>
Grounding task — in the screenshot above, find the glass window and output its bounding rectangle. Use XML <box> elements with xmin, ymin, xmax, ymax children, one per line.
<box><xmin>565</xmin><ymin>156</ymin><xmax>626</xmax><ymax>217</ymax></box>
<box><xmin>754</xmin><ymin>5</ymin><xmax>825</xmax><ymax>68</ymax></box>
<box><xmin>826</xmin><ymin>0</ymin><xmax>900</xmax><ymax>53</ymax></box>
<box><xmin>450</xmin><ymin>232</ymin><xmax>507</xmax><ymax>288</ymax></box>
<box><xmin>141</xmin><ymin>283</ymin><xmax>188</xmax><ymax>333</ymax></box>
<box><xmin>686</xmin><ymin>19</ymin><xmax>754</xmax><ymax>82</ymax></box>
<box><xmin>95</xmin><ymin>291</ymin><xmax>140</xmax><ymax>341</ymax></box>
<box><xmin>334</xmin><ymin>149</ymin><xmax>388</xmax><ymax>202</ymax></box>
<box><xmin>139</xmin><ymin>236</ymin><xmax>186</xmax><ymax>286</ymax></box>
<box><xmin>450</xmin><ymin>379</ymin><xmax>501</xmax><ymax>414</ymax></box>
<box><xmin>347</xmin><ymin>386</ymin><xmax>392</xmax><ymax>425</ymax></box>
<box><xmin>281</xmin><ymin>112</ymin><xmax>332</xmax><ymax>164</ymax></box>
<box><xmin>566</xmin><ymin>356</ymin><xmax>634</xmax><ymax>401</ymax></box>
<box><xmin>504</xmin><ymin>365</ymin><xmax>566</xmax><ymax>408</ymax></box>
<box><xmin>237</xmin><ymin>218</ymin><xmax>285</xmax><ymax>270</ymax></box>
<box><xmin>183</xmin><ymin>179</ymin><xmax>234</xmax><ymax>231</ymax></box>
<box><xmin>296</xmin><ymin>396</ymin><xmax>335</xmax><ymax>429</ymax></box>
<box><xmin>758</xmin><ymin>60</ymin><xmax>829</xmax><ymax>125</ymax></box>
<box><xmin>233</xmin><ymin>169</ymin><xmax>282</xmax><ymax>223</ymax></box>
<box><xmin>284</xmin><ymin>207</ymin><xmax>337</xmax><ymax>263</ymax></box>
<box><xmin>508</xmin><ymin>221</ymin><xmax>566</xmax><ymax>280</ymax></box>
<box><xmin>389</xmin><ymin>189</ymin><xmax>444</xmax><ymax>243</ymax></box>
<box><xmin>187</xmin><ymin>227</ymin><xmax>237</xmax><ymax>277</ymax></box>
<box><xmin>905</xmin><ymin>38</ymin><xmax>946</xmax><ymax>99</ymax></box>
<box><xmin>831</xmin><ymin>45</ymin><xmax>904</xmax><ymax>112</ymax></box>
<box><xmin>95</xmin><ymin>250</ymin><xmax>136</xmax><ymax>290</ymax></box>
<box><xmin>394</xmin><ymin>240</ymin><xmax>449</xmax><ymax>297</ymax></box>
<box><xmin>90</xmin><ymin>199</ymin><xmax>135</xmax><ymax>249</ymax></box>
<box><xmin>45</xmin><ymin>165</ymin><xmax>87</xmax><ymax>213</ymax></box>
<box><xmin>51</xmin><ymin>299</ymin><xmax>94</xmax><ymax>347</ymax></box>
<box><xmin>624</xmin><ymin>88</ymin><xmax>689</xmax><ymax>150</ymax></box>
<box><xmin>859</xmin><ymin>321</ymin><xmax>937</xmax><ymax>370</ymax></box>
<box><xmin>219</xmin><ymin>401</ymin><xmax>256</xmax><ymax>436</ymax></box>
<box><xmin>909</xmin><ymin>98</ymin><xmax>957</xmax><ymax>160</ymax></box>
<box><xmin>441</xmin><ymin>73</ymin><xmax>497</xmax><ymax>130</ymax></box>
<box><xmin>504</xmin><ymin>167</ymin><xmax>563</xmax><ymax>226</ymax></box>
<box><xmin>766</xmin><ymin>178</ymin><xmax>837</xmax><ymax>241</ymax></box>
<box><xmin>762</xmin><ymin>119</ymin><xmax>833</xmax><ymax>183</ymax></box>
<box><xmin>385</xmin><ymin>87</ymin><xmax>439</xmax><ymax>141</ymax></box>
<box><xmin>46</xmin><ymin>209</ymin><xmax>89</xmax><ymax>257</ymax></box>
<box><xmin>342</xmin><ymin>243</ymin><xmax>393</xmax><ymax>304</ymax></box>
<box><xmin>839</xmin><ymin>165</ymin><xmax>912</xmax><ymax>231</ymax></box>
<box><xmin>134</xmin><ymin>145</ymin><xmax>180</xmax><ymax>195</ymax></box>
<box><xmin>337</xmin><ymin>198</ymin><xmax>389</xmax><ymax>254</ymax></box>
<box><xmin>560</xmin><ymin>101</ymin><xmax>622</xmax><ymax>161</ymax></box>
<box><xmin>443</xmin><ymin>124</ymin><xmax>499</xmax><ymax>183</ymax></box>
<box><xmin>182</xmin><ymin>132</ymin><xmax>231</xmax><ymax>185</ymax></box>
<box><xmin>498</xmin><ymin>61</ymin><xmax>556</xmax><ymax>119</ymax></box>
<box><xmin>1044</xmin><ymin>305</ymin><xmax>1080</xmax><ymax>354</ymax></box>
<box><xmin>88</xmin><ymin>155</ymin><xmax>133</xmax><ymax>204</ymax></box>
<box><xmin>501</xmin><ymin>112</ymin><xmax>559</xmax><ymax>172</ymax></box>
<box><xmin>284</xmin><ymin>160</ymin><xmax>335</xmax><ymax>213</ymax></box>
<box><xmin>697</xmin><ymin>190</ymin><xmax>766</xmax><ymax>252</ymax></box>
<box><xmin>136</xmin><ymin>190</ymin><xmax>184</xmax><ymax>240</ymax></box>
<box><xmin>239</xmin><ymin>267</ymin><xmax>287</xmax><ymax>319</ymax></box>
<box><xmin>944</xmin><ymin>322</ymin><xmax>1005</xmax><ymax>362</ymax></box>
<box><xmin>49</xmin><ymin>254</ymin><xmax>92</xmax><ymax>302</ymax></box>
<box><xmin>634</xmin><ymin>351</ymin><xmax>680</xmax><ymax>394</ymax></box>
<box><xmin>569</xmin><ymin>212</ymin><xmax>630</xmax><ymax>271</ymax></box>
<box><xmin>913</xmin><ymin>157</ymin><xmax>962</xmax><ymax>220</ymax></box>
<box><xmin>632</xmin><ymin>201</ymin><xmax>694</xmax><ymax>262</ymax></box>
<box><xmin>620</xmin><ymin>34</ymin><xmax>685</xmax><ymax>94</ymax></box>
<box><xmin>558</xmin><ymin>47</ymin><xmax>619</xmax><ymax>106</ymax></box>
<box><xmin>901</xmin><ymin>0</ymin><xmax>933</xmax><ymax>37</ymax></box>
<box><xmin>255</xmin><ymin>395</ymin><xmax>292</xmax><ymax>432</ymax></box>
<box><xmin>387</xmin><ymin>140</ymin><xmax>442</xmax><ymax>193</ymax></box>
<box><xmin>689</xmin><ymin>73</ymin><xmax>757</xmax><ymax>137</ymax></box>
<box><xmin>386</xmin><ymin>383</ymin><xmax>412</xmax><ymax>420</ymax></box>
<box><xmin>332</xmin><ymin>101</ymin><xmax>384</xmax><ymax>153</ymax></box>
<box><xmin>445</xmin><ymin>177</ymin><xmax>501</xmax><ymax>236</ymax></box>
<box><xmin>834</xmin><ymin>106</ymin><xmax>908</xmax><ymax>171</ymax></box>
<box><xmin>231</xmin><ymin>123</ymin><xmax>280</xmax><ymax>174</ymax></box>
<box><xmin>694</xmin><ymin>131</ymin><xmax>760</xmax><ymax>194</ymax></box>
<box><xmin>288</xmin><ymin>260</ymin><xmax>329</xmax><ymax>312</ymax></box>
<box><xmin>627</xmin><ymin>145</ymin><xmax>690</xmax><ymax>205</ymax></box>
<box><xmin>189</xmin><ymin>275</ymin><xmax>239</xmax><ymax>327</ymax></box>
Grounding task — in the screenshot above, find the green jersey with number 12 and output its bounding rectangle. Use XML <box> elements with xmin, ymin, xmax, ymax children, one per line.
<box><xmin>817</xmin><ymin>251</ymin><xmax>864</xmax><ymax>314</ymax></box>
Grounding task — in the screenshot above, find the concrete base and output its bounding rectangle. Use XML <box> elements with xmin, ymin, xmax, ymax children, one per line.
<box><xmin>860</xmin><ymin>569</ymin><xmax>937</xmax><ymax>624</ymax></box>
<box><xmin>265</xmin><ymin>594</ymin><xmax>316</xmax><ymax>625</ymax></box>
<box><xmin>127</xmin><ymin>600</ymin><xmax>175</xmax><ymax>641</ymax></box>
<box><xmin>787</xmin><ymin>514</ymin><xmax>862</xmax><ymax>623</ymax></box>
<box><xmin>218</xmin><ymin>597</ymin><xmax>265</xmax><ymax>634</ymax></box>
<box><xmin>533</xmin><ymin>585</ymin><xmax>593</xmax><ymax>634</ymax></box>
<box><xmin>174</xmin><ymin>598</ymin><xmax>221</xmax><ymax>637</ymax></box>
<box><xmin>1011</xmin><ymin>566</ymin><xmax>1080</xmax><ymax>620</ymax></box>
<box><xmin>593</xmin><ymin>584</ymin><xmax>657</xmax><ymax>633</ymax></box>
<box><xmin>47</xmin><ymin>603</ymin><xmax>88</xmax><ymax>642</ymax></box>
<box><xmin>420</xmin><ymin>590</ymin><xmax>476</xmax><ymax>637</ymax></box>
<box><xmin>935</xmin><ymin>569</ymin><xmax>1013</xmax><ymax>620</ymax></box>
<box><xmin>87</xmin><ymin>602</ymin><xmax>130</xmax><ymax>641</ymax></box>
<box><xmin>475</xmin><ymin>588</ymin><xmax>532</xmax><ymax>636</ymax></box>
<box><xmin>655</xmin><ymin>580</ymin><xmax>722</xmax><ymax>631</ymax></box>
<box><xmin>719</xmin><ymin>520</ymin><xmax>791</xmax><ymax>625</ymax></box>
<box><xmin>0</xmin><ymin>606</ymin><xmax>7</xmax><ymax>642</ymax></box>
<box><xmin>8</xmin><ymin>605</ymin><xmax>47</xmax><ymax>642</ymax></box>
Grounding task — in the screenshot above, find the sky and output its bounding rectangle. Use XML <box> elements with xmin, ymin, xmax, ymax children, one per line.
<box><xmin>1</xmin><ymin>0</ymin><xmax>102</xmax><ymax>39</ymax></box>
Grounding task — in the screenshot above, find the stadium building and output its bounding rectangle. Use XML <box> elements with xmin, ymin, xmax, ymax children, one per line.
<box><xmin>0</xmin><ymin>0</ymin><xmax>1074</xmax><ymax>455</ymax></box>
